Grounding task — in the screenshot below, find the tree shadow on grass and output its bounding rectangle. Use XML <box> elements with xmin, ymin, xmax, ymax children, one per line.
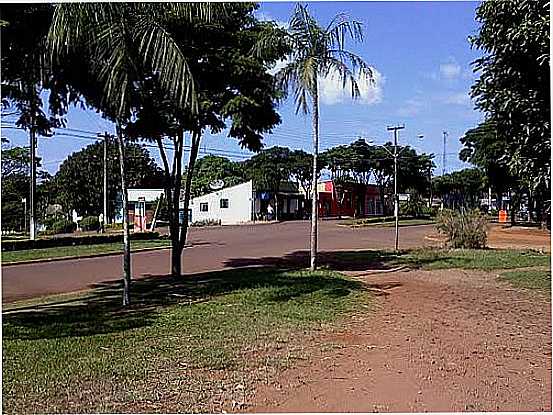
<box><xmin>3</xmin><ymin>265</ymin><xmax>364</xmax><ymax>341</ymax></box>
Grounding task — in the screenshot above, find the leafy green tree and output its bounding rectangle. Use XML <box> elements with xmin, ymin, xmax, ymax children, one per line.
<box><xmin>289</xmin><ymin>150</ymin><xmax>314</xmax><ymax>198</ymax></box>
<box><xmin>460</xmin><ymin>121</ymin><xmax>517</xmax><ymax>215</ymax></box>
<box><xmin>124</xmin><ymin>4</ymin><xmax>284</xmax><ymax>277</ymax></box>
<box><xmin>186</xmin><ymin>155</ymin><xmax>246</xmax><ymax>198</ymax></box>
<box><xmin>0</xmin><ymin>144</ymin><xmax>49</xmax><ymax>232</ymax></box>
<box><xmin>1</xmin><ymin>4</ymin><xmax>68</xmax><ymax>240</ymax></box>
<box><xmin>470</xmin><ymin>0</ymin><xmax>550</xmax><ymax>219</ymax></box>
<box><xmin>254</xmin><ymin>4</ymin><xmax>372</xmax><ymax>269</ymax></box>
<box><xmin>433</xmin><ymin>168</ymin><xmax>486</xmax><ymax>210</ymax></box>
<box><xmin>47</xmin><ymin>3</ymin><xmax>223</xmax><ymax>303</ymax></box>
<box><xmin>51</xmin><ymin>139</ymin><xmax>163</xmax><ymax>217</ymax></box>
<box><xmin>245</xmin><ymin>146</ymin><xmax>292</xmax><ymax>221</ymax></box>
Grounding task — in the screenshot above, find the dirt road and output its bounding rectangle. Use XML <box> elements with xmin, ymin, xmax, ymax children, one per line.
<box><xmin>250</xmin><ymin>268</ymin><xmax>552</xmax><ymax>412</ymax></box>
<box><xmin>2</xmin><ymin>221</ymin><xmax>434</xmax><ymax>303</ymax></box>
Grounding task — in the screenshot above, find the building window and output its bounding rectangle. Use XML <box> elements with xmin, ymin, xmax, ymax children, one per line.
<box><xmin>200</xmin><ymin>203</ymin><xmax>208</xmax><ymax>212</ymax></box>
<box><xmin>220</xmin><ymin>198</ymin><xmax>229</xmax><ymax>209</ymax></box>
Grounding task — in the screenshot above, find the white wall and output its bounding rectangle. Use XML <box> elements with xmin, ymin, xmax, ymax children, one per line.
<box><xmin>187</xmin><ymin>181</ymin><xmax>253</xmax><ymax>225</ymax></box>
<box><xmin>127</xmin><ymin>189</ymin><xmax>164</xmax><ymax>202</ymax></box>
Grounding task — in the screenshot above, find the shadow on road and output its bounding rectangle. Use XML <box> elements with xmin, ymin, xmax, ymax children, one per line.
<box><xmin>225</xmin><ymin>249</ymin><xmax>403</xmax><ymax>271</ymax></box>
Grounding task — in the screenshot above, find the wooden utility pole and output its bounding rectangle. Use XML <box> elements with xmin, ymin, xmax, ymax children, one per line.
<box><xmin>387</xmin><ymin>124</ymin><xmax>405</xmax><ymax>252</ymax></box>
<box><xmin>442</xmin><ymin>131</ymin><xmax>448</xmax><ymax>176</ymax></box>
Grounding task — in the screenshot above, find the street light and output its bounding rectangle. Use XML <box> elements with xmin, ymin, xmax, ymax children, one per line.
<box><xmin>366</xmin><ymin>130</ymin><xmax>424</xmax><ymax>251</ymax></box>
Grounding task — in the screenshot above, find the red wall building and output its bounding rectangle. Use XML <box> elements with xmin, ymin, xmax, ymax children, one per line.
<box><xmin>318</xmin><ymin>180</ymin><xmax>383</xmax><ymax>218</ymax></box>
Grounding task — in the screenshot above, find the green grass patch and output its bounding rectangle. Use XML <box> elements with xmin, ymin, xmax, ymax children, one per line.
<box><xmin>500</xmin><ymin>269</ymin><xmax>551</xmax><ymax>293</ymax></box>
<box><xmin>324</xmin><ymin>248</ymin><xmax>550</xmax><ymax>271</ymax></box>
<box><xmin>1</xmin><ymin>239</ymin><xmax>171</xmax><ymax>264</ymax></box>
<box><xmin>2</xmin><ymin>268</ymin><xmax>369</xmax><ymax>413</ymax></box>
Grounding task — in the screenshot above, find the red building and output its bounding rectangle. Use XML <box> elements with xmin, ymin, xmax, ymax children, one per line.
<box><xmin>318</xmin><ymin>180</ymin><xmax>383</xmax><ymax>218</ymax></box>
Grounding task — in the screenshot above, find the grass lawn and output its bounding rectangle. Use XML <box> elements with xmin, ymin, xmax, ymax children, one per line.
<box><xmin>500</xmin><ymin>269</ymin><xmax>551</xmax><ymax>293</ymax></box>
<box><xmin>2</xmin><ymin>239</ymin><xmax>171</xmax><ymax>264</ymax></box>
<box><xmin>2</xmin><ymin>268</ymin><xmax>370</xmax><ymax>413</ymax></box>
<box><xmin>325</xmin><ymin>248</ymin><xmax>550</xmax><ymax>271</ymax></box>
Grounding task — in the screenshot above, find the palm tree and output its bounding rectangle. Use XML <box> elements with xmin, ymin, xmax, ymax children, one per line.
<box><xmin>47</xmin><ymin>2</ymin><xmax>224</xmax><ymax>305</ymax></box>
<box><xmin>254</xmin><ymin>4</ymin><xmax>373</xmax><ymax>270</ymax></box>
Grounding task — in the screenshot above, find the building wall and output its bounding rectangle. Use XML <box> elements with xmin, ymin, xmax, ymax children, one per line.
<box><xmin>188</xmin><ymin>181</ymin><xmax>253</xmax><ymax>225</ymax></box>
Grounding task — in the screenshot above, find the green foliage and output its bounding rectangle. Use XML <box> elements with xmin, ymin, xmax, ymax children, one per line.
<box><xmin>245</xmin><ymin>146</ymin><xmax>293</xmax><ymax>192</ymax></box>
<box><xmin>3</xmin><ymin>239</ymin><xmax>170</xmax><ymax>264</ymax></box>
<box><xmin>400</xmin><ymin>189</ymin><xmax>425</xmax><ymax>218</ymax></box>
<box><xmin>433</xmin><ymin>168</ymin><xmax>486</xmax><ymax>209</ymax></box>
<box><xmin>470</xmin><ymin>0</ymin><xmax>550</xmax><ymax>194</ymax></box>
<box><xmin>47</xmin><ymin>219</ymin><xmax>76</xmax><ymax>235</ymax></box>
<box><xmin>191</xmin><ymin>219</ymin><xmax>221</xmax><ymax>227</ymax></box>
<box><xmin>2</xmin><ymin>231</ymin><xmax>161</xmax><ymax>252</ymax></box>
<box><xmin>187</xmin><ymin>155</ymin><xmax>246</xmax><ymax>198</ymax></box>
<box><xmin>79</xmin><ymin>215</ymin><xmax>100</xmax><ymax>231</ymax></box>
<box><xmin>436</xmin><ymin>209</ymin><xmax>488</xmax><ymax>249</ymax></box>
<box><xmin>51</xmin><ymin>139</ymin><xmax>163</xmax><ymax>217</ymax></box>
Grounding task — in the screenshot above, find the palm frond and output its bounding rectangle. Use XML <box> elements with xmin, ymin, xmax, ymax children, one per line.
<box><xmin>133</xmin><ymin>14</ymin><xmax>197</xmax><ymax>113</ymax></box>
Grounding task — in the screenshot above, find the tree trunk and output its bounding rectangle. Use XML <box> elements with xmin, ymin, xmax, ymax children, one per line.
<box><xmin>177</xmin><ymin>130</ymin><xmax>201</xmax><ymax>272</ymax></box>
<box><xmin>116</xmin><ymin>124</ymin><xmax>131</xmax><ymax>307</ymax></box>
<box><xmin>29</xmin><ymin>119</ymin><xmax>37</xmax><ymax>240</ymax></box>
<box><xmin>310</xmin><ymin>75</ymin><xmax>319</xmax><ymax>271</ymax></box>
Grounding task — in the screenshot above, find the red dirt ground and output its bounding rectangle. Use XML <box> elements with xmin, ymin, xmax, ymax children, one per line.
<box><xmin>248</xmin><ymin>268</ymin><xmax>552</xmax><ymax>412</ymax></box>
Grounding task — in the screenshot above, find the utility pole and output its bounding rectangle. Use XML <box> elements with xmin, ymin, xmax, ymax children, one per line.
<box><xmin>387</xmin><ymin>124</ymin><xmax>405</xmax><ymax>252</ymax></box>
<box><xmin>442</xmin><ymin>130</ymin><xmax>448</xmax><ymax>176</ymax></box>
<box><xmin>29</xmin><ymin>120</ymin><xmax>37</xmax><ymax>241</ymax></box>
<box><xmin>98</xmin><ymin>132</ymin><xmax>111</xmax><ymax>230</ymax></box>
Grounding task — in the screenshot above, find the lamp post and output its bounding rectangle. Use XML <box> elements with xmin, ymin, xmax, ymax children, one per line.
<box><xmin>367</xmin><ymin>130</ymin><xmax>424</xmax><ymax>251</ymax></box>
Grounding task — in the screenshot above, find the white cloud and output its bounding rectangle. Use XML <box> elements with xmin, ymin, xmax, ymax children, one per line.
<box><xmin>268</xmin><ymin>57</ymin><xmax>290</xmax><ymax>76</ymax></box>
<box><xmin>319</xmin><ymin>67</ymin><xmax>384</xmax><ymax>106</ymax></box>
<box><xmin>439</xmin><ymin>61</ymin><xmax>461</xmax><ymax>80</ymax></box>
<box><xmin>397</xmin><ymin>98</ymin><xmax>427</xmax><ymax>117</ymax></box>
<box><xmin>443</xmin><ymin>92</ymin><xmax>472</xmax><ymax>106</ymax></box>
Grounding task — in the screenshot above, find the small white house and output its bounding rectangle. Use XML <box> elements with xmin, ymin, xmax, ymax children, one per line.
<box><xmin>186</xmin><ymin>181</ymin><xmax>253</xmax><ymax>225</ymax></box>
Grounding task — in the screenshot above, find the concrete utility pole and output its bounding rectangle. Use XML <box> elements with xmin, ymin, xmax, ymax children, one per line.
<box><xmin>442</xmin><ymin>130</ymin><xmax>448</xmax><ymax>176</ymax></box>
<box><xmin>387</xmin><ymin>124</ymin><xmax>405</xmax><ymax>252</ymax></box>
<box><xmin>29</xmin><ymin>120</ymin><xmax>37</xmax><ymax>241</ymax></box>
<box><xmin>98</xmin><ymin>132</ymin><xmax>111</xmax><ymax>229</ymax></box>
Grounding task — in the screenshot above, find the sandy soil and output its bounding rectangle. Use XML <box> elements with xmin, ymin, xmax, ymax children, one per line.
<box><xmin>248</xmin><ymin>268</ymin><xmax>552</xmax><ymax>412</ymax></box>
<box><xmin>488</xmin><ymin>225</ymin><xmax>551</xmax><ymax>252</ymax></box>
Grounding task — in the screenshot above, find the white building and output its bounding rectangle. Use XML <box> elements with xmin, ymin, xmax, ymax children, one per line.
<box><xmin>115</xmin><ymin>189</ymin><xmax>164</xmax><ymax>230</ymax></box>
<box><xmin>185</xmin><ymin>181</ymin><xmax>253</xmax><ymax>225</ymax></box>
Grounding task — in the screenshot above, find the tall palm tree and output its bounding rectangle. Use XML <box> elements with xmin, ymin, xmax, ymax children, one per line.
<box><xmin>254</xmin><ymin>4</ymin><xmax>373</xmax><ymax>270</ymax></box>
<box><xmin>47</xmin><ymin>2</ymin><xmax>224</xmax><ymax>305</ymax></box>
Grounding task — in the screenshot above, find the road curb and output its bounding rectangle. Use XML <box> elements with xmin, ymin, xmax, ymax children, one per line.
<box><xmin>2</xmin><ymin>245</ymin><xmax>172</xmax><ymax>267</ymax></box>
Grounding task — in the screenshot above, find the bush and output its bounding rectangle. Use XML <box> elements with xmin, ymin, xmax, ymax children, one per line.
<box><xmin>2</xmin><ymin>231</ymin><xmax>161</xmax><ymax>251</ymax></box>
<box><xmin>79</xmin><ymin>215</ymin><xmax>100</xmax><ymax>231</ymax></box>
<box><xmin>105</xmin><ymin>222</ymin><xmax>123</xmax><ymax>231</ymax></box>
<box><xmin>436</xmin><ymin>208</ymin><xmax>488</xmax><ymax>249</ymax></box>
<box><xmin>49</xmin><ymin>219</ymin><xmax>77</xmax><ymax>235</ymax></box>
<box><xmin>191</xmin><ymin>219</ymin><xmax>221</xmax><ymax>227</ymax></box>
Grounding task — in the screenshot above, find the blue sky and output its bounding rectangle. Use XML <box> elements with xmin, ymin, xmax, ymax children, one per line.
<box><xmin>2</xmin><ymin>1</ymin><xmax>484</xmax><ymax>177</ymax></box>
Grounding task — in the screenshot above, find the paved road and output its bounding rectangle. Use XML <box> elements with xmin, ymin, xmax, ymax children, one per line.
<box><xmin>2</xmin><ymin>221</ymin><xmax>435</xmax><ymax>303</ymax></box>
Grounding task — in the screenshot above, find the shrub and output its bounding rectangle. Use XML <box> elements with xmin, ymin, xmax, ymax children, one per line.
<box><xmin>436</xmin><ymin>208</ymin><xmax>488</xmax><ymax>249</ymax></box>
<box><xmin>80</xmin><ymin>215</ymin><xmax>100</xmax><ymax>231</ymax></box>
<box><xmin>2</xmin><ymin>231</ymin><xmax>161</xmax><ymax>251</ymax></box>
<box><xmin>49</xmin><ymin>219</ymin><xmax>77</xmax><ymax>235</ymax></box>
<box><xmin>105</xmin><ymin>222</ymin><xmax>123</xmax><ymax>231</ymax></box>
<box><xmin>191</xmin><ymin>219</ymin><xmax>221</xmax><ymax>227</ymax></box>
